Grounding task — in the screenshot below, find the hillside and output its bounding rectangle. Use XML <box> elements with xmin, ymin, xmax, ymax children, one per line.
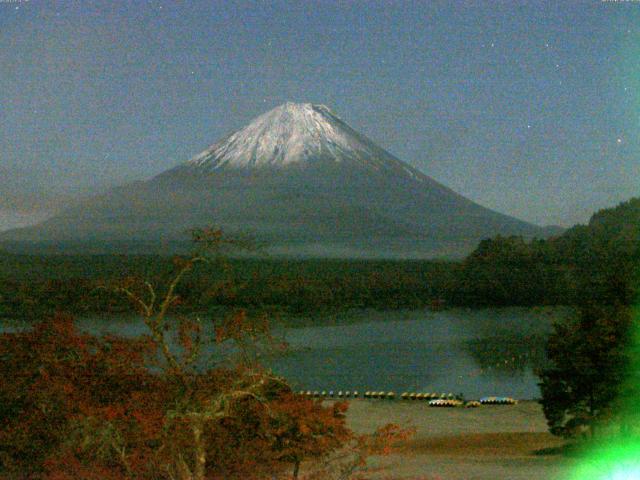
<box><xmin>2</xmin><ymin>103</ymin><xmax>553</xmax><ymax>258</ymax></box>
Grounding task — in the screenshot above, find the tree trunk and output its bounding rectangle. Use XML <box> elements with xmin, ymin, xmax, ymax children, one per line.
<box><xmin>293</xmin><ymin>459</ymin><xmax>300</xmax><ymax>479</ymax></box>
<box><xmin>176</xmin><ymin>455</ymin><xmax>193</xmax><ymax>480</ymax></box>
<box><xmin>193</xmin><ymin>421</ymin><xmax>206</xmax><ymax>480</ymax></box>
<box><xmin>589</xmin><ymin>391</ymin><xmax>596</xmax><ymax>438</ymax></box>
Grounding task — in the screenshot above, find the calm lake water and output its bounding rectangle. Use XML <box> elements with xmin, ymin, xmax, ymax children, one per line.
<box><xmin>55</xmin><ymin>307</ymin><xmax>566</xmax><ymax>400</ymax></box>
<box><xmin>271</xmin><ymin>308</ymin><xmax>562</xmax><ymax>400</ymax></box>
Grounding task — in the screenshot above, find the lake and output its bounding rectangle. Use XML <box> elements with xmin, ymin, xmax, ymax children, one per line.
<box><xmin>270</xmin><ymin>307</ymin><xmax>562</xmax><ymax>400</ymax></box>
<box><xmin>59</xmin><ymin>306</ymin><xmax>566</xmax><ymax>400</ymax></box>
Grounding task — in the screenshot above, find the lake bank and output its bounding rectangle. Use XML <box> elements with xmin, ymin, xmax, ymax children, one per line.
<box><xmin>340</xmin><ymin>399</ymin><xmax>574</xmax><ymax>480</ymax></box>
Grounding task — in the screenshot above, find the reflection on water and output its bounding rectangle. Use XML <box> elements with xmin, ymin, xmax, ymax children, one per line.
<box><xmin>464</xmin><ymin>332</ymin><xmax>549</xmax><ymax>377</ymax></box>
<box><xmin>263</xmin><ymin>307</ymin><xmax>566</xmax><ymax>400</ymax></box>
<box><xmin>5</xmin><ymin>307</ymin><xmax>568</xmax><ymax>400</ymax></box>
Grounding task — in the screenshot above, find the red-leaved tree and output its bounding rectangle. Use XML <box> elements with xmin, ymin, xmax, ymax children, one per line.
<box><xmin>0</xmin><ymin>229</ymin><xmax>414</xmax><ymax>480</ymax></box>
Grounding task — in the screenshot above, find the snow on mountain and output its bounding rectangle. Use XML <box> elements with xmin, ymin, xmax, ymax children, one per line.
<box><xmin>0</xmin><ymin>101</ymin><xmax>550</xmax><ymax>257</ymax></box>
<box><xmin>186</xmin><ymin>102</ymin><xmax>425</xmax><ymax>181</ymax></box>
<box><xmin>0</xmin><ymin>210</ymin><xmax>50</xmax><ymax>233</ymax></box>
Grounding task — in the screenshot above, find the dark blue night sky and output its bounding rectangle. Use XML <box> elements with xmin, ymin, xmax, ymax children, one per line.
<box><xmin>1</xmin><ymin>0</ymin><xmax>638</xmax><ymax>226</ymax></box>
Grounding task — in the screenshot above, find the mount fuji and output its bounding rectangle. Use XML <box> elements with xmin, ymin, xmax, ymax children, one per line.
<box><xmin>1</xmin><ymin>103</ymin><xmax>556</xmax><ymax>257</ymax></box>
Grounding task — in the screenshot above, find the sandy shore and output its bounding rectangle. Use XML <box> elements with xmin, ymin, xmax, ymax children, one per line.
<box><xmin>342</xmin><ymin>399</ymin><xmax>575</xmax><ymax>480</ymax></box>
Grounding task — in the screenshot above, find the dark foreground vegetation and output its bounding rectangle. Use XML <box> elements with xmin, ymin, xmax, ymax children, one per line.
<box><xmin>537</xmin><ymin>198</ymin><xmax>640</xmax><ymax>442</ymax></box>
<box><xmin>0</xmin><ymin>313</ymin><xmax>416</xmax><ymax>479</ymax></box>
<box><xmin>0</xmin><ymin>230</ymin><xmax>413</xmax><ymax>479</ymax></box>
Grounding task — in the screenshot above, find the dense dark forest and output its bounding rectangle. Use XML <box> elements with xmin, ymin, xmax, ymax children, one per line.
<box><xmin>1</xmin><ymin>198</ymin><xmax>638</xmax><ymax>323</ymax></box>
<box><xmin>536</xmin><ymin>197</ymin><xmax>640</xmax><ymax>439</ymax></box>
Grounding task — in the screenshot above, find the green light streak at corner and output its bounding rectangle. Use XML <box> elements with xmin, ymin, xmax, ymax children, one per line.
<box><xmin>565</xmin><ymin>301</ymin><xmax>640</xmax><ymax>480</ymax></box>
<box><xmin>569</xmin><ymin>439</ymin><xmax>640</xmax><ymax>480</ymax></box>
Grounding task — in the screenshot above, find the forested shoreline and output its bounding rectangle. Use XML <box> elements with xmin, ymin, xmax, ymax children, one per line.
<box><xmin>0</xmin><ymin>253</ymin><xmax>566</xmax><ymax>321</ymax></box>
<box><xmin>2</xmin><ymin>192</ymin><xmax>636</xmax><ymax>321</ymax></box>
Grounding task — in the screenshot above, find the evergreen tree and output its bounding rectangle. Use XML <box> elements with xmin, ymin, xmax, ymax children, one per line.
<box><xmin>539</xmin><ymin>304</ymin><xmax>632</xmax><ymax>437</ymax></box>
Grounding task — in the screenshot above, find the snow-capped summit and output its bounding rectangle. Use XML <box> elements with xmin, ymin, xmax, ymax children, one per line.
<box><xmin>1</xmin><ymin>102</ymin><xmax>551</xmax><ymax>257</ymax></box>
<box><xmin>187</xmin><ymin>102</ymin><xmax>422</xmax><ymax>179</ymax></box>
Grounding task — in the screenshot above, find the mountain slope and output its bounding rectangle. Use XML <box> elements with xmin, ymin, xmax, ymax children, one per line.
<box><xmin>1</xmin><ymin>103</ymin><xmax>551</xmax><ymax>257</ymax></box>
